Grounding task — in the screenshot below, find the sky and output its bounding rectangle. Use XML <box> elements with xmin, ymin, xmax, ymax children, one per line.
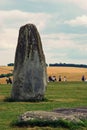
<box><xmin>0</xmin><ymin>0</ymin><xmax>87</xmax><ymax>65</ymax></box>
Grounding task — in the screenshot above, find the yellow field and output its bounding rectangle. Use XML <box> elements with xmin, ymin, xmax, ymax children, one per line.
<box><xmin>0</xmin><ymin>66</ymin><xmax>13</xmax><ymax>84</ymax></box>
<box><xmin>47</xmin><ymin>67</ymin><xmax>87</xmax><ymax>81</ymax></box>
<box><xmin>0</xmin><ymin>66</ymin><xmax>87</xmax><ymax>84</ymax></box>
<box><xmin>0</xmin><ymin>66</ymin><xmax>13</xmax><ymax>74</ymax></box>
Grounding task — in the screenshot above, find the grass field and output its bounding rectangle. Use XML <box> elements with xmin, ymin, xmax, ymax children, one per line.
<box><xmin>0</xmin><ymin>82</ymin><xmax>87</xmax><ymax>130</ymax></box>
<box><xmin>0</xmin><ymin>66</ymin><xmax>87</xmax><ymax>84</ymax></box>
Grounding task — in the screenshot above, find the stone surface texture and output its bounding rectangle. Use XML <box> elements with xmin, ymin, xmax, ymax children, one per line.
<box><xmin>19</xmin><ymin>108</ymin><xmax>87</xmax><ymax>123</ymax></box>
<box><xmin>11</xmin><ymin>24</ymin><xmax>47</xmax><ymax>101</ymax></box>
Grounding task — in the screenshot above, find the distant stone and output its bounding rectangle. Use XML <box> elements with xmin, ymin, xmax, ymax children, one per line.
<box><xmin>11</xmin><ymin>24</ymin><xmax>47</xmax><ymax>101</ymax></box>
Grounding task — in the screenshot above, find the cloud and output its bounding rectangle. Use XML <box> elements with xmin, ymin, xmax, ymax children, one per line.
<box><xmin>41</xmin><ymin>33</ymin><xmax>87</xmax><ymax>64</ymax></box>
<box><xmin>0</xmin><ymin>10</ymin><xmax>51</xmax><ymax>65</ymax></box>
<box><xmin>0</xmin><ymin>0</ymin><xmax>12</xmax><ymax>5</ymax></box>
<box><xmin>64</xmin><ymin>15</ymin><xmax>87</xmax><ymax>26</ymax></box>
<box><xmin>27</xmin><ymin>0</ymin><xmax>59</xmax><ymax>2</ymax></box>
<box><xmin>45</xmin><ymin>0</ymin><xmax>87</xmax><ymax>11</ymax></box>
<box><xmin>0</xmin><ymin>28</ymin><xmax>18</xmax><ymax>49</ymax></box>
<box><xmin>0</xmin><ymin>8</ymin><xmax>87</xmax><ymax>65</ymax></box>
<box><xmin>70</xmin><ymin>0</ymin><xmax>87</xmax><ymax>10</ymax></box>
<box><xmin>60</xmin><ymin>0</ymin><xmax>87</xmax><ymax>10</ymax></box>
<box><xmin>27</xmin><ymin>0</ymin><xmax>87</xmax><ymax>10</ymax></box>
<box><xmin>0</xmin><ymin>10</ymin><xmax>51</xmax><ymax>49</ymax></box>
<box><xmin>0</xmin><ymin>10</ymin><xmax>51</xmax><ymax>29</ymax></box>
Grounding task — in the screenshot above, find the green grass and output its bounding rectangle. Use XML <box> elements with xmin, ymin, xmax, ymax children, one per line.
<box><xmin>0</xmin><ymin>82</ymin><xmax>87</xmax><ymax>130</ymax></box>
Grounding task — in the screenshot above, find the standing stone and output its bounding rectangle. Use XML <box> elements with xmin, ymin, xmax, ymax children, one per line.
<box><xmin>11</xmin><ymin>24</ymin><xmax>47</xmax><ymax>101</ymax></box>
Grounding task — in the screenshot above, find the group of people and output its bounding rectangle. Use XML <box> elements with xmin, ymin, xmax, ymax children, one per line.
<box><xmin>48</xmin><ymin>75</ymin><xmax>67</xmax><ymax>82</ymax></box>
<box><xmin>48</xmin><ymin>75</ymin><xmax>87</xmax><ymax>82</ymax></box>
<box><xmin>6</xmin><ymin>77</ymin><xmax>12</xmax><ymax>84</ymax></box>
<box><xmin>48</xmin><ymin>76</ymin><xmax>57</xmax><ymax>82</ymax></box>
<box><xmin>1</xmin><ymin>75</ymin><xmax>86</xmax><ymax>84</ymax></box>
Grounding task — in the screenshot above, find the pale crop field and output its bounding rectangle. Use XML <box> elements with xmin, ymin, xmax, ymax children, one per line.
<box><xmin>0</xmin><ymin>66</ymin><xmax>13</xmax><ymax>84</ymax></box>
<box><xmin>0</xmin><ymin>66</ymin><xmax>13</xmax><ymax>74</ymax></box>
<box><xmin>47</xmin><ymin>67</ymin><xmax>87</xmax><ymax>81</ymax></box>
<box><xmin>0</xmin><ymin>66</ymin><xmax>87</xmax><ymax>84</ymax></box>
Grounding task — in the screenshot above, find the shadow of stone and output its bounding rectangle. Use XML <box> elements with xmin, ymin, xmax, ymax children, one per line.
<box><xmin>11</xmin><ymin>119</ymin><xmax>84</xmax><ymax>130</ymax></box>
<box><xmin>4</xmin><ymin>97</ymin><xmax>16</xmax><ymax>102</ymax></box>
<box><xmin>4</xmin><ymin>97</ymin><xmax>48</xmax><ymax>102</ymax></box>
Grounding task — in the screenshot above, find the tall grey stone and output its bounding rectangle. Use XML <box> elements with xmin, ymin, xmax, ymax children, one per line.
<box><xmin>11</xmin><ymin>24</ymin><xmax>47</xmax><ymax>101</ymax></box>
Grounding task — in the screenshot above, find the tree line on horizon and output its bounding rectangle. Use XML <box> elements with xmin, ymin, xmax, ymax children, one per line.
<box><xmin>48</xmin><ymin>63</ymin><xmax>87</xmax><ymax>68</ymax></box>
<box><xmin>0</xmin><ymin>73</ymin><xmax>13</xmax><ymax>78</ymax></box>
<box><xmin>7</xmin><ymin>62</ymin><xmax>87</xmax><ymax>68</ymax></box>
<box><xmin>0</xmin><ymin>62</ymin><xmax>87</xmax><ymax>79</ymax></box>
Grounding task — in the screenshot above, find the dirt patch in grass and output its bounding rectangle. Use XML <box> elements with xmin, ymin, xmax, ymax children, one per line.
<box><xmin>0</xmin><ymin>95</ymin><xmax>5</xmax><ymax>100</ymax></box>
<box><xmin>50</xmin><ymin>98</ymin><xmax>77</xmax><ymax>102</ymax></box>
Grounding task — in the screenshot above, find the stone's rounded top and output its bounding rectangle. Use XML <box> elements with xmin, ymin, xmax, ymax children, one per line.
<box><xmin>20</xmin><ymin>23</ymin><xmax>37</xmax><ymax>30</ymax></box>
